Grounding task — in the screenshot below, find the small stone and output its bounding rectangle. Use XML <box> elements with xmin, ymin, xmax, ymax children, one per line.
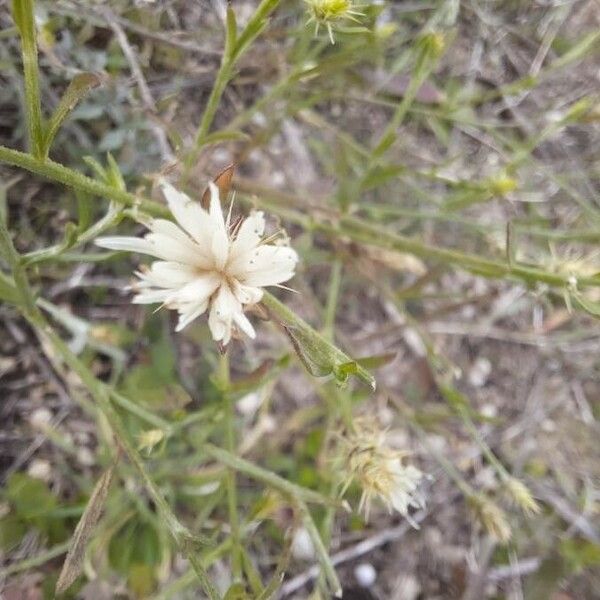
<box><xmin>468</xmin><ymin>357</ymin><xmax>492</xmax><ymax>388</ymax></box>
<box><xmin>291</xmin><ymin>527</ymin><xmax>315</xmax><ymax>561</ymax></box>
<box><xmin>29</xmin><ymin>407</ymin><xmax>53</xmax><ymax>430</ymax></box>
<box><xmin>27</xmin><ymin>458</ymin><xmax>52</xmax><ymax>482</ymax></box>
<box><xmin>354</xmin><ymin>563</ymin><xmax>377</xmax><ymax>588</ymax></box>
<box><xmin>77</xmin><ymin>447</ymin><xmax>95</xmax><ymax>467</ymax></box>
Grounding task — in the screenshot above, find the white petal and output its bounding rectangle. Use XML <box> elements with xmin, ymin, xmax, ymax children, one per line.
<box><xmin>233</xmin><ymin>309</ymin><xmax>256</xmax><ymax>339</ymax></box>
<box><xmin>208</xmin><ymin>182</ymin><xmax>230</xmax><ymax>270</ymax></box>
<box><xmin>207</xmin><ymin>283</ymin><xmax>239</xmax><ymax>343</ymax></box>
<box><xmin>159</xmin><ymin>179</ymin><xmax>213</xmax><ymax>251</ymax></box>
<box><xmin>132</xmin><ymin>289</ymin><xmax>172</xmax><ymax>304</ymax></box>
<box><xmin>175</xmin><ymin>300</ymin><xmax>208</xmax><ymax>332</ymax></box>
<box><xmin>95</xmin><ymin>236</ymin><xmax>157</xmax><ymax>256</ymax></box>
<box><xmin>136</xmin><ymin>261</ymin><xmax>198</xmax><ymax>289</ymax></box>
<box><xmin>165</xmin><ymin>274</ymin><xmax>221</xmax><ymax>305</ymax></box>
<box><xmin>233</xmin><ymin>245</ymin><xmax>298</xmax><ymax>287</ymax></box>
<box><xmin>229</xmin><ymin>212</ymin><xmax>265</xmax><ymax>260</ymax></box>
<box><xmin>143</xmin><ymin>232</ymin><xmax>208</xmax><ymax>267</ymax></box>
<box><xmin>231</xmin><ymin>280</ymin><xmax>264</xmax><ymax>305</ymax></box>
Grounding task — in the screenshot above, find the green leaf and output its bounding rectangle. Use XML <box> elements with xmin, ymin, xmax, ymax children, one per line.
<box><xmin>0</xmin><ymin>270</ymin><xmax>21</xmax><ymax>305</ymax></box>
<box><xmin>56</xmin><ymin>462</ymin><xmax>116</xmax><ymax>595</ymax></box>
<box><xmin>7</xmin><ymin>473</ymin><xmax>57</xmax><ymax>520</ymax></box>
<box><xmin>202</xmin><ymin>129</ymin><xmax>250</xmax><ymax>145</ymax></box>
<box><xmin>44</xmin><ymin>73</ymin><xmax>104</xmax><ymax>154</ymax></box>
<box><xmin>262</xmin><ymin>292</ymin><xmax>375</xmax><ymax>390</ymax></box>
<box><xmin>0</xmin><ymin>515</ymin><xmax>26</xmax><ymax>551</ymax></box>
<box><xmin>225</xmin><ymin>7</ymin><xmax>237</xmax><ymax>59</ymax></box>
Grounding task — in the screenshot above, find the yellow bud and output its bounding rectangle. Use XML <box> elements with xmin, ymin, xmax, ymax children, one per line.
<box><xmin>489</xmin><ymin>175</ymin><xmax>517</xmax><ymax>196</ymax></box>
<box><xmin>137</xmin><ymin>429</ymin><xmax>165</xmax><ymax>454</ymax></box>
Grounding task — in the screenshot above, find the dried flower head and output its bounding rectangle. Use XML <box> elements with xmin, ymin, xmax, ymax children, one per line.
<box><xmin>504</xmin><ymin>477</ymin><xmax>541</xmax><ymax>517</ymax></box>
<box><xmin>469</xmin><ymin>494</ymin><xmax>511</xmax><ymax>544</ymax></box>
<box><xmin>305</xmin><ymin>0</ymin><xmax>364</xmax><ymax>44</ymax></box>
<box><xmin>341</xmin><ymin>419</ymin><xmax>425</xmax><ymax>525</ymax></box>
<box><xmin>96</xmin><ymin>180</ymin><xmax>298</xmax><ymax>344</ymax></box>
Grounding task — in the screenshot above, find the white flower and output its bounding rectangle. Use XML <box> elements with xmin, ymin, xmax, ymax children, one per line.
<box><xmin>96</xmin><ymin>180</ymin><xmax>298</xmax><ymax>343</ymax></box>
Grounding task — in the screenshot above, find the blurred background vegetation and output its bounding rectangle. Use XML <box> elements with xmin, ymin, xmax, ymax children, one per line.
<box><xmin>1</xmin><ymin>0</ymin><xmax>600</xmax><ymax>598</ymax></box>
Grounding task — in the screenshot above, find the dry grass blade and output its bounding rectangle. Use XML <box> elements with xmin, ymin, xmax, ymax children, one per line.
<box><xmin>55</xmin><ymin>457</ymin><xmax>118</xmax><ymax>595</ymax></box>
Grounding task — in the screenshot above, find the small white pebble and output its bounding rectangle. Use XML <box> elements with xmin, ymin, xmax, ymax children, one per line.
<box><xmin>354</xmin><ymin>563</ymin><xmax>377</xmax><ymax>588</ymax></box>
<box><xmin>29</xmin><ymin>408</ymin><xmax>53</xmax><ymax>430</ymax></box>
<box><xmin>236</xmin><ymin>392</ymin><xmax>261</xmax><ymax>416</ymax></box>
<box><xmin>468</xmin><ymin>357</ymin><xmax>492</xmax><ymax>388</ymax></box>
<box><xmin>291</xmin><ymin>527</ymin><xmax>315</xmax><ymax>561</ymax></box>
<box><xmin>27</xmin><ymin>458</ymin><xmax>52</xmax><ymax>482</ymax></box>
<box><xmin>76</xmin><ymin>447</ymin><xmax>95</xmax><ymax>467</ymax></box>
<box><xmin>480</xmin><ymin>403</ymin><xmax>497</xmax><ymax>419</ymax></box>
<box><xmin>403</xmin><ymin>327</ymin><xmax>426</xmax><ymax>357</ymax></box>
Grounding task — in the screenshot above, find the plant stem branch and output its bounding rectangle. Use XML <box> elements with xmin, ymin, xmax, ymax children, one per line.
<box><xmin>11</xmin><ymin>0</ymin><xmax>45</xmax><ymax>158</ymax></box>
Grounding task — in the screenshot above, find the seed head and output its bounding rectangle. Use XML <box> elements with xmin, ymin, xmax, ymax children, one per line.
<box><xmin>504</xmin><ymin>477</ymin><xmax>541</xmax><ymax>517</ymax></box>
<box><xmin>469</xmin><ymin>494</ymin><xmax>511</xmax><ymax>544</ymax></box>
<box><xmin>341</xmin><ymin>419</ymin><xmax>426</xmax><ymax>525</ymax></box>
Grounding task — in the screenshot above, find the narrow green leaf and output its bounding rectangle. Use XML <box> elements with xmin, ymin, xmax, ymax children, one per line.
<box><xmin>0</xmin><ymin>271</ymin><xmax>21</xmax><ymax>305</ymax></box>
<box><xmin>44</xmin><ymin>73</ymin><xmax>104</xmax><ymax>155</ymax></box>
<box><xmin>225</xmin><ymin>7</ymin><xmax>237</xmax><ymax>59</ymax></box>
<box><xmin>11</xmin><ymin>0</ymin><xmax>45</xmax><ymax>158</ymax></box>
<box><xmin>56</xmin><ymin>461</ymin><xmax>117</xmax><ymax>595</ymax></box>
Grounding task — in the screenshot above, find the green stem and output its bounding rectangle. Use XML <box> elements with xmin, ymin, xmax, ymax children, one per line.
<box><xmin>323</xmin><ymin>259</ymin><xmax>343</xmax><ymax>340</ymax></box>
<box><xmin>0</xmin><ymin>540</ymin><xmax>70</xmax><ymax>579</ymax></box>
<box><xmin>189</xmin><ymin>0</ymin><xmax>281</xmax><ymax>154</ymax></box>
<box><xmin>0</xmin><ymin>145</ymin><xmax>168</xmax><ymax>217</ymax></box>
<box><xmin>204</xmin><ymin>444</ymin><xmax>340</xmax><ymax>507</ymax></box>
<box><xmin>11</xmin><ymin>0</ymin><xmax>45</xmax><ymax>158</ymax></box>
<box><xmin>194</xmin><ymin>61</ymin><xmax>233</xmax><ymax>150</ymax></box>
<box><xmin>219</xmin><ymin>352</ymin><xmax>243</xmax><ymax>581</ymax></box>
<box><xmin>1</xmin><ymin>144</ymin><xmax>598</xmax><ymax>292</ymax></box>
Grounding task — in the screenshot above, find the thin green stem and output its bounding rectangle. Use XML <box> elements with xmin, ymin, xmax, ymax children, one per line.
<box><xmin>323</xmin><ymin>259</ymin><xmax>343</xmax><ymax>340</ymax></box>
<box><xmin>188</xmin><ymin>0</ymin><xmax>281</xmax><ymax>156</ymax></box>
<box><xmin>219</xmin><ymin>351</ymin><xmax>243</xmax><ymax>581</ymax></box>
<box><xmin>1</xmin><ymin>144</ymin><xmax>599</xmax><ymax>293</ymax></box>
<box><xmin>0</xmin><ymin>145</ymin><xmax>168</xmax><ymax>217</ymax></box>
<box><xmin>0</xmin><ymin>540</ymin><xmax>70</xmax><ymax>579</ymax></box>
<box><xmin>204</xmin><ymin>444</ymin><xmax>341</xmax><ymax>507</ymax></box>
<box><xmin>11</xmin><ymin>0</ymin><xmax>45</xmax><ymax>158</ymax></box>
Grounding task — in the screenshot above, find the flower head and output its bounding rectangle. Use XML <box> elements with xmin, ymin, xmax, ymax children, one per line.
<box><xmin>96</xmin><ymin>180</ymin><xmax>298</xmax><ymax>344</ymax></box>
<box><xmin>305</xmin><ymin>0</ymin><xmax>364</xmax><ymax>44</ymax></box>
<box><xmin>341</xmin><ymin>419</ymin><xmax>426</xmax><ymax>525</ymax></box>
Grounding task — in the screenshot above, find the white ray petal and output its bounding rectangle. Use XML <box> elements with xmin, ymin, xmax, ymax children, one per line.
<box><xmin>132</xmin><ymin>288</ymin><xmax>173</xmax><ymax>304</ymax></box>
<box><xmin>208</xmin><ymin>182</ymin><xmax>230</xmax><ymax>270</ymax></box>
<box><xmin>233</xmin><ymin>309</ymin><xmax>256</xmax><ymax>339</ymax></box>
<box><xmin>233</xmin><ymin>245</ymin><xmax>298</xmax><ymax>287</ymax></box>
<box><xmin>136</xmin><ymin>261</ymin><xmax>198</xmax><ymax>289</ymax></box>
<box><xmin>175</xmin><ymin>300</ymin><xmax>209</xmax><ymax>332</ymax></box>
<box><xmin>231</xmin><ymin>280</ymin><xmax>264</xmax><ymax>305</ymax></box>
<box><xmin>229</xmin><ymin>211</ymin><xmax>265</xmax><ymax>261</ymax></box>
<box><xmin>165</xmin><ymin>274</ymin><xmax>221</xmax><ymax>305</ymax></box>
<box><xmin>207</xmin><ymin>283</ymin><xmax>239</xmax><ymax>343</ymax></box>
<box><xmin>95</xmin><ymin>236</ymin><xmax>158</xmax><ymax>256</ymax></box>
<box><xmin>159</xmin><ymin>179</ymin><xmax>213</xmax><ymax>251</ymax></box>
